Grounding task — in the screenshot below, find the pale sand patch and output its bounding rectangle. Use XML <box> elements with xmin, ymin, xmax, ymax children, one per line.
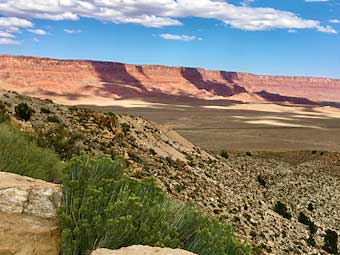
<box><xmin>204</xmin><ymin>103</ymin><xmax>340</xmax><ymax>119</ymax></box>
<box><xmin>41</xmin><ymin>96</ymin><xmax>190</xmax><ymax>109</ymax></box>
<box><xmin>232</xmin><ymin>115</ymin><xmax>294</xmax><ymax>121</ymax></box>
<box><xmin>245</xmin><ymin>119</ymin><xmax>323</xmax><ymax>129</ymax></box>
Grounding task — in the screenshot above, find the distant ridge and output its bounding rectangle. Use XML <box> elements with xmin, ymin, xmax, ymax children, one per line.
<box><xmin>1</xmin><ymin>54</ymin><xmax>340</xmax><ymax>106</ymax></box>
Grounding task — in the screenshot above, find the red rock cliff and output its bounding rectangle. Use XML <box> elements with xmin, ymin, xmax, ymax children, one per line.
<box><xmin>0</xmin><ymin>55</ymin><xmax>339</xmax><ymax>105</ymax></box>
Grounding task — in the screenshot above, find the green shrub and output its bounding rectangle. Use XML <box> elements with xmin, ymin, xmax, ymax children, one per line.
<box><xmin>47</xmin><ymin>115</ymin><xmax>61</xmax><ymax>123</ymax></box>
<box><xmin>0</xmin><ymin>123</ymin><xmax>63</xmax><ymax>183</ymax></box>
<box><xmin>307</xmin><ymin>236</ymin><xmax>316</xmax><ymax>247</ymax></box>
<box><xmin>94</xmin><ymin>114</ymin><xmax>118</xmax><ymax>131</ymax></box>
<box><xmin>298</xmin><ymin>212</ymin><xmax>317</xmax><ymax>235</ymax></box>
<box><xmin>307</xmin><ymin>203</ymin><xmax>315</xmax><ymax>212</ymax></box>
<box><xmin>298</xmin><ymin>212</ymin><xmax>311</xmax><ymax>225</ymax></box>
<box><xmin>41</xmin><ymin>107</ymin><xmax>52</xmax><ymax>114</ymax></box>
<box><xmin>59</xmin><ymin>154</ymin><xmax>251</xmax><ymax>255</ymax></box>
<box><xmin>15</xmin><ymin>103</ymin><xmax>34</xmax><ymax>121</ymax></box>
<box><xmin>323</xmin><ymin>230</ymin><xmax>339</xmax><ymax>254</ymax></box>
<box><xmin>36</xmin><ymin>125</ymin><xmax>81</xmax><ymax>160</ymax></box>
<box><xmin>121</xmin><ymin>123</ymin><xmax>131</xmax><ymax>136</ymax></box>
<box><xmin>274</xmin><ymin>201</ymin><xmax>292</xmax><ymax>220</ymax></box>
<box><xmin>257</xmin><ymin>175</ymin><xmax>267</xmax><ymax>187</ymax></box>
<box><xmin>0</xmin><ymin>100</ymin><xmax>9</xmax><ymax>123</ymax></box>
<box><xmin>220</xmin><ymin>150</ymin><xmax>229</xmax><ymax>159</ymax></box>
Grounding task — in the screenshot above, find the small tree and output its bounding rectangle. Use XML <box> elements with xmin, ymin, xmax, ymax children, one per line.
<box><xmin>274</xmin><ymin>201</ymin><xmax>292</xmax><ymax>220</ymax></box>
<box><xmin>15</xmin><ymin>103</ymin><xmax>34</xmax><ymax>121</ymax></box>
<box><xmin>323</xmin><ymin>230</ymin><xmax>339</xmax><ymax>254</ymax></box>
<box><xmin>220</xmin><ymin>150</ymin><xmax>229</xmax><ymax>159</ymax></box>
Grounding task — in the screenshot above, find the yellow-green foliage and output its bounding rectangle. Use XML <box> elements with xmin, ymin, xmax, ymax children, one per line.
<box><xmin>0</xmin><ymin>123</ymin><xmax>63</xmax><ymax>183</ymax></box>
<box><xmin>0</xmin><ymin>100</ymin><xmax>9</xmax><ymax>123</ymax></box>
<box><xmin>59</xmin><ymin>154</ymin><xmax>251</xmax><ymax>255</ymax></box>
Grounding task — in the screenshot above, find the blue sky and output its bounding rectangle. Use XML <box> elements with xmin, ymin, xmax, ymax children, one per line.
<box><xmin>0</xmin><ymin>0</ymin><xmax>339</xmax><ymax>78</ymax></box>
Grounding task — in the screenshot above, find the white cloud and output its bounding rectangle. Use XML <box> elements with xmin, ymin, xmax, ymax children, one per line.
<box><xmin>305</xmin><ymin>0</ymin><xmax>329</xmax><ymax>2</ymax></box>
<box><xmin>0</xmin><ymin>31</ymin><xmax>15</xmax><ymax>38</ymax></box>
<box><xmin>0</xmin><ymin>17</ymin><xmax>34</xmax><ymax>44</ymax></box>
<box><xmin>0</xmin><ymin>17</ymin><xmax>32</xmax><ymax>28</ymax></box>
<box><xmin>160</xmin><ymin>33</ymin><xmax>202</xmax><ymax>41</ymax></box>
<box><xmin>0</xmin><ymin>38</ymin><xmax>20</xmax><ymax>44</ymax></box>
<box><xmin>0</xmin><ymin>0</ymin><xmax>336</xmax><ymax>33</ymax></box>
<box><xmin>317</xmin><ymin>25</ymin><xmax>337</xmax><ymax>34</ymax></box>
<box><xmin>27</xmin><ymin>28</ymin><xmax>48</xmax><ymax>35</ymax></box>
<box><xmin>64</xmin><ymin>29</ymin><xmax>82</xmax><ymax>34</ymax></box>
<box><xmin>329</xmin><ymin>19</ymin><xmax>340</xmax><ymax>24</ymax></box>
<box><xmin>33</xmin><ymin>37</ymin><xmax>39</xmax><ymax>42</ymax></box>
<box><xmin>288</xmin><ymin>29</ymin><xmax>297</xmax><ymax>33</ymax></box>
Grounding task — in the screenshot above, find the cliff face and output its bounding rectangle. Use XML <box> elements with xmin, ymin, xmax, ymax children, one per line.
<box><xmin>1</xmin><ymin>55</ymin><xmax>339</xmax><ymax>105</ymax></box>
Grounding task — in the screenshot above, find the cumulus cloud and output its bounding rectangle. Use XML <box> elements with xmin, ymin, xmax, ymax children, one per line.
<box><xmin>0</xmin><ymin>31</ymin><xmax>15</xmax><ymax>38</ymax></box>
<box><xmin>0</xmin><ymin>37</ymin><xmax>20</xmax><ymax>44</ymax></box>
<box><xmin>64</xmin><ymin>29</ymin><xmax>82</xmax><ymax>34</ymax></box>
<box><xmin>27</xmin><ymin>28</ymin><xmax>48</xmax><ymax>35</ymax></box>
<box><xmin>160</xmin><ymin>33</ymin><xmax>202</xmax><ymax>41</ymax></box>
<box><xmin>0</xmin><ymin>16</ymin><xmax>33</xmax><ymax>28</ymax></box>
<box><xmin>0</xmin><ymin>17</ymin><xmax>34</xmax><ymax>43</ymax></box>
<box><xmin>0</xmin><ymin>0</ymin><xmax>336</xmax><ymax>33</ymax></box>
<box><xmin>317</xmin><ymin>25</ymin><xmax>337</xmax><ymax>33</ymax></box>
<box><xmin>329</xmin><ymin>19</ymin><xmax>340</xmax><ymax>23</ymax></box>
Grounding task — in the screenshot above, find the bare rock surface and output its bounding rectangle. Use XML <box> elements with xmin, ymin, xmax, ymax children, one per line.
<box><xmin>0</xmin><ymin>172</ymin><xmax>61</xmax><ymax>255</ymax></box>
<box><xmin>1</xmin><ymin>55</ymin><xmax>340</xmax><ymax>105</ymax></box>
<box><xmin>91</xmin><ymin>246</ymin><xmax>197</xmax><ymax>255</ymax></box>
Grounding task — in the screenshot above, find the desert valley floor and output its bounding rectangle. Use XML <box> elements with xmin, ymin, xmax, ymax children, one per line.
<box><xmin>81</xmin><ymin>100</ymin><xmax>340</xmax><ymax>152</ymax></box>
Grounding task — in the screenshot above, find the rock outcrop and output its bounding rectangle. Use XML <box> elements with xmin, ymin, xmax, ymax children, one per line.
<box><xmin>91</xmin><ymin>246</ymin><xmax>197</xmax><ymax>255</ymax></box>
<box><xmin>0</xmin><ymin>172</ymin><xmax>62</xmax><ymax>255</ymax></box>
<box><xmin>1</xmin><ymin>55</ymin><xmax>340</xmax><ymax>105</ymax></box>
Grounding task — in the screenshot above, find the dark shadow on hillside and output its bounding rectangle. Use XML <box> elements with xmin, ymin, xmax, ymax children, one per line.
<box><xmin>255</xmin><ymin>90</ymin><xmax>340</xmax><ymax>108</ymax></box>
<box><xmin>136</xmin><ymin>65</ymin><xmax>149</xmax><ymax>78</ymax></box>
<box><xmin>91</xmin><ymin>61</ymin><xmax>147</xmax><ymax>98</ymax></box>
<box><xmin>256</xmin><ymin>90</ymin><xmax>318</xmax><ymax>105</ymax></box>
<box><xmin>180</xmin><ymin>68</ymin><xmax>247</xmax><ymax>97</ymax></box>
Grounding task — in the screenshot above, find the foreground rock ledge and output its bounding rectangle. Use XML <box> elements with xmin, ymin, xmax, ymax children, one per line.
<box><xmin>91</xmin><ymin>246</ymin><xmax>197</xmax><ymax>255</ymax></box>
<box><xmin>0</xmin><ymin>172</ymin><xmax>62</xmax><ymax>255</ymax></box>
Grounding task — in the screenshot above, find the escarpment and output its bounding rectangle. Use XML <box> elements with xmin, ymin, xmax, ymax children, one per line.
<box><xmin>1</xmin><ymin>55</ymin><xmax>340</xmax><ymax>105</ymax></box>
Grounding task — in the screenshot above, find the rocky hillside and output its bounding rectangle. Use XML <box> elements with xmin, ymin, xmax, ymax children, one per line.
<box><xmin>0</xmin><ymin>90</ymin><xmax>339</xmax><ymax>254</ymax></box>
<box><xmin>1</xmin><ymin>55</ymin><xmax>340</xmax><ymax>106</ymax></box>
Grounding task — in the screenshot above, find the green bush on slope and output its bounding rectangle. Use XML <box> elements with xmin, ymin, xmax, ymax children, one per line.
<box><xmin>0</xmin><ymin>100</ymin><xmax>10</xmax><ymax>123</ymax></box>
<box><xmin>59</xmin><ymin>154</ymin><xmax>251</xmax><ymax>255</ymax></box>
<box><xmin>0</xmin><ymin>123</ymin><xmax>63</xmax><ymax>183</ymax></box>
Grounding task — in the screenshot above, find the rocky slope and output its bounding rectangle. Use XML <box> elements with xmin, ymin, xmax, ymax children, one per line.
<box><xmin>0</xmin><ymin>90</ymin><xmax>339</xmax><ymax>254</ymax></box>
<box><xmin>1</xmin><ymin>55</ymin><xmax>340</xmax><ymax>106</ymax></box>
<box><xmin>0</xmin><ymin>172</ymin><xmax>61</xmax><ymax>255</ymax></box>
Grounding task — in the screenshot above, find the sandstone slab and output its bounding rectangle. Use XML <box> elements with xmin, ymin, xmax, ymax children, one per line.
<box><xmin>91</xmin><ymin>246</ymin><xmax>197</xmax><ymax>255</ymax></box>
<box><xmin>0</xmin><ymin>172</ymin><xmax>62</xmax><ymax>255</ymax></box>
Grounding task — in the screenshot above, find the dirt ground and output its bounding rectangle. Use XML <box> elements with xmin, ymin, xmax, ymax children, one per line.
<box><xmin>83</xmin><ymin>100</ymin><xmax>340</xmax><ymax>152</ymax></box>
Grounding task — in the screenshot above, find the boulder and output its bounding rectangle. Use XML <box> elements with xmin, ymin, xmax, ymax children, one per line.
<box><xmin>91</xmin><ymin>246</ymin><xmax>197</xmax><ymax>255</ymax></box>
<box><xmin>0</xmin><ymin>172</ymin><xmax>62</xmax><ymax>255</ymax></box>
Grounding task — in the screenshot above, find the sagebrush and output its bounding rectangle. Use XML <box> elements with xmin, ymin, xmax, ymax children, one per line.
<box><xmin>59</xmin><ymin>154</ymin><xmax>251</xmax><ymax>255</ymax></box>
